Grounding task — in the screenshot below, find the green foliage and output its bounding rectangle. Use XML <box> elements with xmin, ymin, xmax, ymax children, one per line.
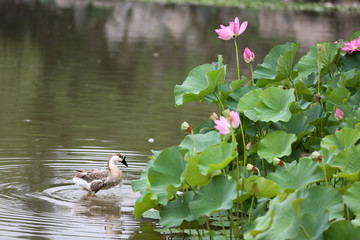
<box><xmin>132</xmin><ymin>31</ymin><xmax>360</xmax><ymax>239</ymax></box>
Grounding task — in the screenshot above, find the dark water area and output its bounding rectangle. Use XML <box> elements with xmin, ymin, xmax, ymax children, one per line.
<box><xmin>0</xmin><ymin>0</ymin><xmax>359</xmax><ymax>239</ymax></box>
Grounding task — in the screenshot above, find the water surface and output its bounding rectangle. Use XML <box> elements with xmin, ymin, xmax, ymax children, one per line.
<box><xmin>0</xmin><ymin>1</ymin><xmax>359</xmax><ymax>239</ymax></box>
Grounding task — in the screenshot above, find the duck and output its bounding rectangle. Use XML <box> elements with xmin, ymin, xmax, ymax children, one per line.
<box><xmin>73</xmin><ymin>153</ymin><xmax>128</xmax><ymax>196</ymax></box>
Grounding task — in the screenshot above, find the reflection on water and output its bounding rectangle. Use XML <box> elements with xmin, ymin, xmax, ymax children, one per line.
<box><xmin>0</xmin><ymin>0</ymin><xmax>359</xmax><ymax>239</ymax></box>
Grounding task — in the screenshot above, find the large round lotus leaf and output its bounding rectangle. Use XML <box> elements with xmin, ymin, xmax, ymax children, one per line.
<box><xmin>148</xmin><ymin>146</ymin><xmax>187</xmax><ymax>205</ymax></box>
<box><xmin>271</xmin><ymin>114</ymin><xmax>315</xmax><ymax>140</ymax></box>
<box><xmin>253</xmin><ymin>42</ymin><xmax>299</xmax><ymax>87</ymax></box>
<box><xmin>254</xmin><ymin>88</ymin><xmax>295</xmax><ymax>122</ymax></box>
<box><xmin>237</xmin><ymin>88</ymin><xmax>262</xmax><ymax>121</ymax></box>
<box><xmin>181</xmin><ymin>154</ymin><xmax>211</xmax><ymax>187</ymax></box>
<box><xmin>159</xmin><ymin>191</ymin><xmax>195</xmax><ymax>228</ymax></box>
<box><xmin>323</xmin><ymin>220</ymin><xmax>360</xmax><ymax>240</ymax></box>
<box><xmin>301</xmin><ymin>103</ymin><xmax>326</xmax><ymax>125</ymax></box>
<box><xmin>133</xmin><ymin>192</ymin><xmax>158</xmax><ymax>220</ymax></box>
<box><xmin>343</xmin><ymin>181</ymin><xmax>360</xmax><ymax>215</ymax></box>
<box><xmin>241</xmin><ymin>176</ymin><xmax>281</xmax><ymax>198</ymax></box>
<box><xmin>174</xmin><ymin>56</ymin><xmax>225</xmax><ymax>107</ymax></box>
<box><xmin>250</xmin><ymin>191</ymin><xmax>306</xmax><ymax>239</ymax></box>
<box><xmin>131</xmin><ymin>160</ymin><xmax>154</xmax><ymax>195</ymax></box>
<box><xmin>267</xmin><ymin>158</ymin><xmax>324</xmax><ymax>191</ymax></box>
<box><xmin>251</xmin><ymin>187</ymin><xmax>334</xmax><ymax>240</ymax></box>
<box><xmin>333</xmin><ymin>144</ymin><xmax>360</xmax><ymax>173</ymax></box>
<box><xmin>341</xmin><ymin>51</ymin><xmax>360</xmax><ymax>71</ymax></box>
<box><xmin>300</xmin><ymin>186</ymin><xmax>343</xmax><ymax>220</ymax></box>
<box><xmin>298</xmin><ymin>42</ymin><xmax>339</xmax><ymax>79</ymax></box>
<box><xmin>325</xmin><ymin>87</ymin><xmax>351</xmax><ymax>110</ymax></box>
<box><xmin>197</xmin><ymin>142</ymin><xmax>237</xmax><ymax>176</ymax></box>
<box><xmin>226</xmin><ymin>85</ymin><xmax>258</xmax><ymax>111</ymax></box>
<box><xmin>180</xmin><ymin>131</ymin><xmax>220</xmax><ymax>155</ymax></box>
<box><xmin>189</xmin><ymin>175</ymin><xmax>237</xmax><ymax>217</ymax></box>
<box><xmin>320</xmin><ymin>128</ymin><xmax>360</xmax><ymax>155</ymax></box>
<box><xmin>258</xmin><ymin>131</ymin><xmax>297</xmax><ymax>163</ymax></box>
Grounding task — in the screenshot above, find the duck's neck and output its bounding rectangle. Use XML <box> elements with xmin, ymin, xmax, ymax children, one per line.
<box><xmin>108</xmin><ymin>158</ymin><xmax>121</xmax><ymax>178</ymax></box>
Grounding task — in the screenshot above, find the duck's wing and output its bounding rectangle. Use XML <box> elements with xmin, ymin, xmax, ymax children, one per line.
<box><xmin>75</xmin><ymin>169</ymin><xmax>110</xmax><ymax>183</ymax></box>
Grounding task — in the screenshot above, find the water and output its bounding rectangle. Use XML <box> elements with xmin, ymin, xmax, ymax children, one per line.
<box><xmin>0</xmin><ymin>0</ymin><xmax>359</xmax><ymax>239</ymax></box>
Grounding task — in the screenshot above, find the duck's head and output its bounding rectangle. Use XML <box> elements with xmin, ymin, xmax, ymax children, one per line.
<box><xmin>110</xmin><ymin>153</ymin><xmax>128</xmax><ymax>167</ymax></box>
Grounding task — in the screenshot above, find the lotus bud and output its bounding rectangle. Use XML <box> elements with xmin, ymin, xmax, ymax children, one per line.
<box><xmin>273</xmin><ymin>157</ymin><xmax>284</xmax><ymax>167</ymax></box>
<box><xmin>273</xmin><ymin>157</ymin><xmax>282</xmax><ymax>166</ymax></box>
<box><xmin>246</xmin><ymin>141</ymin><xmax>251</xmax><ymax>151</ymax></box>
<box><xmin>210</xmin><ymin>112</ymin><xmax>218</xmax><ymax>121</ymax></box>
<box><xmin>311</xmin><ymin>151</ymin><xmax>321</xmax><ymax>161</ymax></box>
<box><xmin>222</xmin><ymin>109</ymin><xmax>231</xmax><ymax>118</ymax></box>
<box><xmin>246</xmin><ymin>164</ymin><xmax>254</xmax><ymax>171</ymax></box>
<box><xmin>334</xmin><ymin>108</ymin><xmax>344</xmax><ymax>121</ymax></box>
<box><xmin>181</xmin><ymin>121</ymin><xmax>192</xmax><ymax>133</ymax></box>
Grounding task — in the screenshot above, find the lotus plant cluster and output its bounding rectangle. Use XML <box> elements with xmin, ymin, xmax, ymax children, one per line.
<box><xmin>132</xmin><ymin>16</ymin><xmax>360</xmax><ymax>240</ymax></box>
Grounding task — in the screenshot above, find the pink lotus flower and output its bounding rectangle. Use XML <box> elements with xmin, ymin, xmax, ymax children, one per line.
<box><xmin>334</xmin><ymin>108</ymin><xmax>344</xmax><ymax>121</ymax></box>
<box><xmin>340</xmin><ymin>38</ymin><xmax>360</xmax><ymax>54</ymax></box>
<box><xmin>214</xmin><ymin>116</ymin><xmax>231</xmax><ymax>135</ymax></box>
<box><xmin>229</xmin><ymin>110</ymin><xmax>240</xmax><ymax>128</ymax></box>
<box><xmin>214</xmin><ymin>111</ymin><xmax>240</xmax><ymax>135</ymax></box>
<box><xmin>243</xmin><ymin>47</ymin><xmax>255</xmax><ymax>63</ymax></box>
<box><xmin>215</xmin><ymin>17</ymin><xmax>248</xmax><ymax>41</ymax></box>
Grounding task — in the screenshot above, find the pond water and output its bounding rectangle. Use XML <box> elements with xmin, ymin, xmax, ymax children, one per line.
<box><xmin>0</xmin><ymin>0</ymin><xmax>359</xmax><ymax>239</ymax></box>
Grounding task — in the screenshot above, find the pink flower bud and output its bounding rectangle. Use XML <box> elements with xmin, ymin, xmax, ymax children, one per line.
<box><xmin>243</xmin><ymin>47</ymin><xmax>255</xmax><ymax>63</ymax></box>
<box><xmin>210</xmin><ymin>112</ymin><xmax>218</xmax><ymax>121</ymax></box>
<box><xmin>334</xmin><ymin>108</ymin><xmax>344</xmax><ymax>121</ymax></box>
<box><xmin>246</xmin><ymin>141</ymin><xmax>251</xmax><ymax>151</ymax></box>
<box><xmin>229</xmin><ymin>111</ymin><xmax>240</xmax><ymax>129</ymax></box>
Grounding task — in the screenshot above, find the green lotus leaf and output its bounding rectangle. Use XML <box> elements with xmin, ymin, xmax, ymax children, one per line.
<box><xmin>301</xmin><ymin>103</ymin><xmax>326</xmax><ymax>125</ymax></box>
<box><xmin>334</xmin><ymin>171</ymin><xmax>360</xmax><ymax>182</ymax></box>
<box><xmin>148</xmin><ymin>146</ymin><xmax>188</xmax><ymax>205</ymax></box>
<box><xmin>297</xmin><ymin>45</ymin><xmax>319</xmax><ymax>79</ymax></box>
<box><xmin>267</xmin><ymin>158</ymin><xmax>324</xmax><ymax>191</ymax></box>
<box><xmin>198</xmin><ymin>142</ymin><xmax>237</xmax><ymax>176</ymax></box>
<box><xmin>254</xmin><ymin>87</ymin><xmax>296</xmax><ymax>122</ymax></box>
<box><xmin>258</xmin><ymin>131</ymin><xmax>297</xmax><ymax>163</ymax></box>
<box><xmin>241</xmin><ymin>176</ymin><xmax>281</xmax><ymax>198</ymax></box>
<box><xmin>275</xmin><ymin>43</ymin><xmax>299</xmax><ymax>80</ymax></box>
<box><xmin>333</xmin><ymin>144</ymin><xmax>360</xmax><ymax>173</ymax></box>
<box><xmin>181</xmin><ymin>154</ymin><xmax>211</xmax><ymax>187</ymax></box>
<box><xmin>159</xmin><ymin>191</ymin><xmax>195</xmax><ymax>228</ymax></box>
<box><xmin>226</xmin><ymin>85</ymin><xmax>258</xmax><ymax>111</ymax></box>
<box><xmin>250</xmin><ymin>191</ymin><xmax>305</xmax><ymax>239</ymax></box>
<box><xmin>254</xmin><ymin>42</ymin><xmax>299</xmax><ymax>87</ymax></box>
<box><xmin>174</xmin><ymin>55</ymin><xmax>226</xmax><ymax>107</ymax></box>
<box><xmin>320</xmin><ymin>128</ymin><xmax>360</xmax><ymax>155</ymax></box>
<box><xmin>298</xmin><ymin>42</ymin><xmax>339</xmax><ymax>79</ymax></box>
<box><xmin>338</xmin><ymin>69</ymin><xmax>360</xmax><ymax>89</ymax></box>
<box><xmin>180</xmin><ymin>131</ymin><xmax>220</xmax><ymax>155</ymax></box>
<box><xmin>237</xmin><ymin>88</ymin><xmax>262</xmax><ymax>121</ymax></box>
<box><xmin>133</xmin><ymin>192</ymin><xmax>158</xmax><ymax>220</ymax></box>
<box><xmin>271</xmin><ymin>114</ymin><xmax>315</xmax><ymax>140</ymax></box>
<box><xmin>252</xmin><ymin>186</ymin><xmax>339</xmax><ymax>239</ymax></box>
<box><xmin>325</xmin><ymin>87</ymin><xmax>351</xmax><ymax>110</ymax></box>
<box><xmin>343</xmin><ymin>181</ymin><xmax>360</xmax><ymax>215</ymax></box>
<box><xmin>189</xmin><ymin>175</ymin><xmax>237</xmax><ymax>217</ymax></box>
<box><xmin>131</xmin><ymin>160</ymin><xmax>154</xmax><ymax>195</ymax></box>
<box><xmin>323</xmin><ymin>220</ymin><xmax>360</xmax><ymax>240</ymax></box>
<box><xmin>341</xmin><ymin>51</ymin><xmax>360</xmax><ymax>71</ymax></box>
<box><xmin>300</xmin><ymin>186</ymin><xmax>344</xmax><ymax>220</ymax></box>
<box><xmin>294</xmin><ymin>81</ymin><xmax>313</xmax><ymax>95</ymax></box>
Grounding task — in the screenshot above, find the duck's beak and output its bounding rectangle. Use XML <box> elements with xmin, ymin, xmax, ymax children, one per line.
<box><xmin>121</xmin><ymin>155</ymin><xmax>128</xmax><ymax>167</ymax></box>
